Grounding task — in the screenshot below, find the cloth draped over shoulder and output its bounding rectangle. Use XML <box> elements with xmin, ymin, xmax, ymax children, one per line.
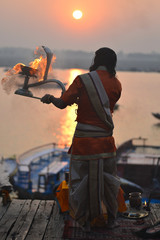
<box><xmin>79</xmin><ymin>71</ymin><xmax>114</xmax><ymax>131</ymax></box>
<box><xmin>72</xmin><ymin>70</ymin><xmax>115</xmax><ymax>160</ymax></box>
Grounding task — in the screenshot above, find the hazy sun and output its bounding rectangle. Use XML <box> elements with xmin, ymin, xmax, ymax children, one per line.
<box><xmin>73</xmin><ymin>10</ymin><xmax>83</xmax><ymax>20</ymax></box>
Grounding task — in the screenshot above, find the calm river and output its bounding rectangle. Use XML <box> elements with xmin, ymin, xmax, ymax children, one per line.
<box><xmin>0</xmin><ymin>67</ymin><xmax>160</xmax><ymax>158</ymax></box>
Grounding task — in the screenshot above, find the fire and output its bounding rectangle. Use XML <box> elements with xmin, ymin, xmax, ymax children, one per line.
<box><xmin>4</xmin><ymin>63</ymin><xmax>25</xmax><ymax>77</ymax></box>
<box><xmin>30</xmin><ymin>56</ymin><xmax>46</xmax><ymax>81</ymax></box>
<box><xmin>30</xmin><ymin>56</ymin><xmax>43</xmax><ymax>69</ymax></box>
<box><xmin>1</xmin><ymin>46</ymin><xmax>56</xmax><ymax>94</ymax></box>
<box><xmin>4</xmin><ymin>46</ymin><xmax>56</xmax><ymax>80</ymax></box>
<box><xmin>144</xmin><ymin>200</ymin><xmax>147</xmax><ymax>206</ymax></box>
<box><xmin>6</xmin><ymin>46</ymin><xmax>55</xmax><ymax>80</ymax></box>
<box><xmin>31</xmin><ymin>46</ymin><xmax>56</xmax><ymax>81</ymax></box>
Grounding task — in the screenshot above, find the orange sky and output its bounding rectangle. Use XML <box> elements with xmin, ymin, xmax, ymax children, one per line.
<box><xmin>0</xmin><ymin>0</ymin><xmax>160</xmax><ymax>53</ymax></box>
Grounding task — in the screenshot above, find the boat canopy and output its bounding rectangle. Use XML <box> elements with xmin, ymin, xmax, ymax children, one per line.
<box><xmin>18</xmin><ymin>148</ymin><xmax>68</xmax><ymax>165</ymax></box>
<box><xmin>39</xmin><ymin>161</ymin><xmax>68</xmax><ymax>176</ymax></box>
<box><xmin>119</xmin><ymin>153</ymin><xmax>160</xmax><ymax>165</ymax></box>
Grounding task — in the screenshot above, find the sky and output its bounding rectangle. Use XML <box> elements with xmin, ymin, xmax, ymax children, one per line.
<box><xmin>0</xmin><ymin>0</ymin><xmax>160</xmax><ymax>53</ymax></box>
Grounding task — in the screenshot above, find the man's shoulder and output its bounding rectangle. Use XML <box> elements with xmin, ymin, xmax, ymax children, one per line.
<box><xmin>79</xmin><ymin>72</ymin><xmax>89</xmax><ymax>78</ymax></box>
<box><xmin>78</xmin><ymin>72</ymin><xmax>90</xmax><ymax>82</ymax></box>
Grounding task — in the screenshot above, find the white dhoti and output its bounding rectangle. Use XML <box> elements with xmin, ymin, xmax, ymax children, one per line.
<box><xmin>69</xmin><ymin>157</ymin><xmax>120</xmax><ymax>227</ymax></box>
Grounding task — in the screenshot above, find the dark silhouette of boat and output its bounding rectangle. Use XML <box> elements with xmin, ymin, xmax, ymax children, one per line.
<box><xmin>116</xmin><ymin>137</ymin><xmax>160</xmax><ymax>194</ymax></box>
<box><xmin>152</xmin><ymin>112</ymin><xmax>160</xmax><ymax>120</ymax></box>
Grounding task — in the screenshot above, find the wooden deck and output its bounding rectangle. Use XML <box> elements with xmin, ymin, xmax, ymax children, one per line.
<box><xmin>0</xmin><ymin>198</ymin><xmax>160</xmax><ymax>239</ymax></box>
<box><xmin>0</xmin><ymin>199</ymin><xmax>64</xmax><ymax>240</ymax></box>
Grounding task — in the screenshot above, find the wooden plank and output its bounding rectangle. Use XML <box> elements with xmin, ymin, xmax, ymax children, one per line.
<box><xmin>25</xmin><ymin>200</ymin><xmax>54</xmax><ymax>240</ymax></box>
<box><xmin>44</xmin><ymin>202</ymin><xmax>65</xmax><ymax>239</ymax></box>
<box><xmin>6</xmin><ymin>199</ymin><xmax>40</xmax><ymax>240</ymax></box>
<box><xmin>0</xmin><ymin>198</ymin><xmax>10</xmax><ymax>220</ymax></box>
<box><xmin>0</xmin><ymin>199</ymin><xmax>26</xmax><ymax>240</ymax></box>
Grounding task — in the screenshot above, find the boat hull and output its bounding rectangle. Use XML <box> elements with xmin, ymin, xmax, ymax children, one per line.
<box><xmin>117</xmin><ymin>163</ymin><xmax>158</xmax><ymax>187</ymax></box>
<box><xmin>116</xmin><ymin>138</ymin><xmax>160</xmax><ymax>189</ymax></box>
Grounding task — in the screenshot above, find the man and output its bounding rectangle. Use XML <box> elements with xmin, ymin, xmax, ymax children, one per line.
<box><xmin>41</xmin><ymin>47</ymin><xmax>122</xmax><ymax>231</ymax></box>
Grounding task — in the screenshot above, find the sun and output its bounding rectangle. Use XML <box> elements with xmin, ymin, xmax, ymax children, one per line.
<box><xmin>72</xmin><ymin>10</ymin><xmax>83</xmax><ymax>20</ymax></box>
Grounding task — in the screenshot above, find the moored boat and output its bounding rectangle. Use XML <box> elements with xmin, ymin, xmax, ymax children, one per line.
<box><xmin>116</xmin><ymin>137</ymin><xmax>160</xmax><ymax>191</ymax></box>
<box><xmin>152</xmin><ymin>112</ymin><xmax>160</xmax><ymax>120</ymax></box>
<box><xmin>9</xmin><ymin>143</ymin><xmax>70</xmax><ymax>199</ymax></box>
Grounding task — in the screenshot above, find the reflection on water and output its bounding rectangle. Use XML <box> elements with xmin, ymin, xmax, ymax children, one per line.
<box><xmin>56</xmin><ymin>69</ymin><xmax>84</xmax><ymax>146</ymax></box>
<box><xmin>68</xmin><ymin>69</ymin><xmax>83</xmax><ymax>85</ymax></box>
<box><xmin>0</xmin><ymin>67</ymin><xmax>160</xmax><ymax>157</ymax></box>
<box><xmin>57</xmin><ymin>105</ymin><xmax>77</xmax><ymax>146</ymax></box>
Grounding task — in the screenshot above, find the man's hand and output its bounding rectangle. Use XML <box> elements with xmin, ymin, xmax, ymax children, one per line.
<box><xmin>41</xmin><ymin>94</ymin><xmax>53</xmax><ymax>104</ymax></box>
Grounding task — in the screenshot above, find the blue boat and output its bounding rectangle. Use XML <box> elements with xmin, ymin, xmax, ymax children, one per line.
<box><xmin>10</xmin><ymin>143</ymin><xmax>70</xmax><ymax>199</ymax></box>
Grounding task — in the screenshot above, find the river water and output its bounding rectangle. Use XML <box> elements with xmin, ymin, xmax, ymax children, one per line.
<box><xmin>0</xmin><ymin>67</ymin><xmax>160</xmax><ymax>158</ymax></box>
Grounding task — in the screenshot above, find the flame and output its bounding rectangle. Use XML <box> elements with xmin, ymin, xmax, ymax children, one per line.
<box><xmin>4</xmin><ymin>63</ymin><xmax>25</xmax><ymax>77</ymax></box>
<box><xmin>1</xmin><ymin>46</ymin><xmax>56</xmax><ymax>94</ymax></box>
<box><xmin>31</xmin><ymin>46</ymin><xmax>56</xmax><ymax>81</ymax></box>
<box><xmin>1</xmin><ymin>46</ymin><xmax>56</xmax><ymax>95</ymax></box>
<box><xmin>29</xmin><ymin>56</ymin><xmax>45</xmax><ymax>81</ymax></box>
<box><xmin>3</xmin><ymin>46</ymin><xmax>56</xmax><ymax>81</ymax></box>
<box><xmin>30</xmin><ymin>56</ymin><xmax>43</xmax><ymax>69</ymax></box>
<box><xmin>144</xmin><ymin>200</ymin><xmax>147</xmax><ymax>206</ymax></box>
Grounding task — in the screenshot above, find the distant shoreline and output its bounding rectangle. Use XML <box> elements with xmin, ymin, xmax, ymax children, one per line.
<box><xmin>0</xmin><ymin>47</ymin><xmax>160</xmax><ymax>73</ymax></box>
<box><xmin>1</xmin><ymin>66</ymin><xmax>160</xmax><ymax>74</ymax></box>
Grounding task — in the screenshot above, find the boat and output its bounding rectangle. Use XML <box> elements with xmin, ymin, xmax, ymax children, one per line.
<box><xmin>116</xmin><ymin>137</ymin><xmax>160</xmax><ymax>192</ymax></box>
<box><xmin>114</xmin><ymin>103</ymin><xmax>119</xmax><ymax>111</ymax></box>
<box><xmin>9</xmin><ymin>142</ymin><xmax>144</xmax><ymax>200</ymax></box>
<box><xmin>152</xmin><ymin>112</ymin><xmax>160</xmax><ymax>120</ymax></box>
<box><xmin>9</xmin><ymin>143</ymin><xmax>70</xmax><ymax>200</ymax></box>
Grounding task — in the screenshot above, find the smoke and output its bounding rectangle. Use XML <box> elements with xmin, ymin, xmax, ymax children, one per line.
<box><xmin>1</xmin><ymin>64</ymin><xmax>25</xmax><ymax>94</ymax></box>
<box><xmin>34</xmin><ymin>46</ymin><xmax>47</xmax><ymax>58</ymax></box>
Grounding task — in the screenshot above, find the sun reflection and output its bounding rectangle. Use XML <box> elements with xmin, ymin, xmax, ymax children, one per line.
<box><xmin>68</xmin><ymin>69</ymin><xmax>83</xmax><ymax>85</ymax></box>
<box><xmin>58</xmin><ymin>104</ymin><xmax>77</xmax><ymax>146</ymax></box>
<box><xmin>56</xmin><ymin>69</ymin><xmax>84</xmax><ymax>146</ymax></box>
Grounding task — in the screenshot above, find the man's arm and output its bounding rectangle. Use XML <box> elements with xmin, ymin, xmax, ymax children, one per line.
<box><xmin>41</xmin><ymin>94</ymin><xmax>67</xmax><ymax>109</ymax></box>
<box><xmin>41</xmin><ymin>76</ymin><xmax>82</xmax><ymax>108</ymax></box>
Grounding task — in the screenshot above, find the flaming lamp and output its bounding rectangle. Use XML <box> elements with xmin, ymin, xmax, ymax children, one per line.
<box><xmin>15</xmin><ymin>46</ymin><xmax>65</xmax><ymax>99</ymax></box>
